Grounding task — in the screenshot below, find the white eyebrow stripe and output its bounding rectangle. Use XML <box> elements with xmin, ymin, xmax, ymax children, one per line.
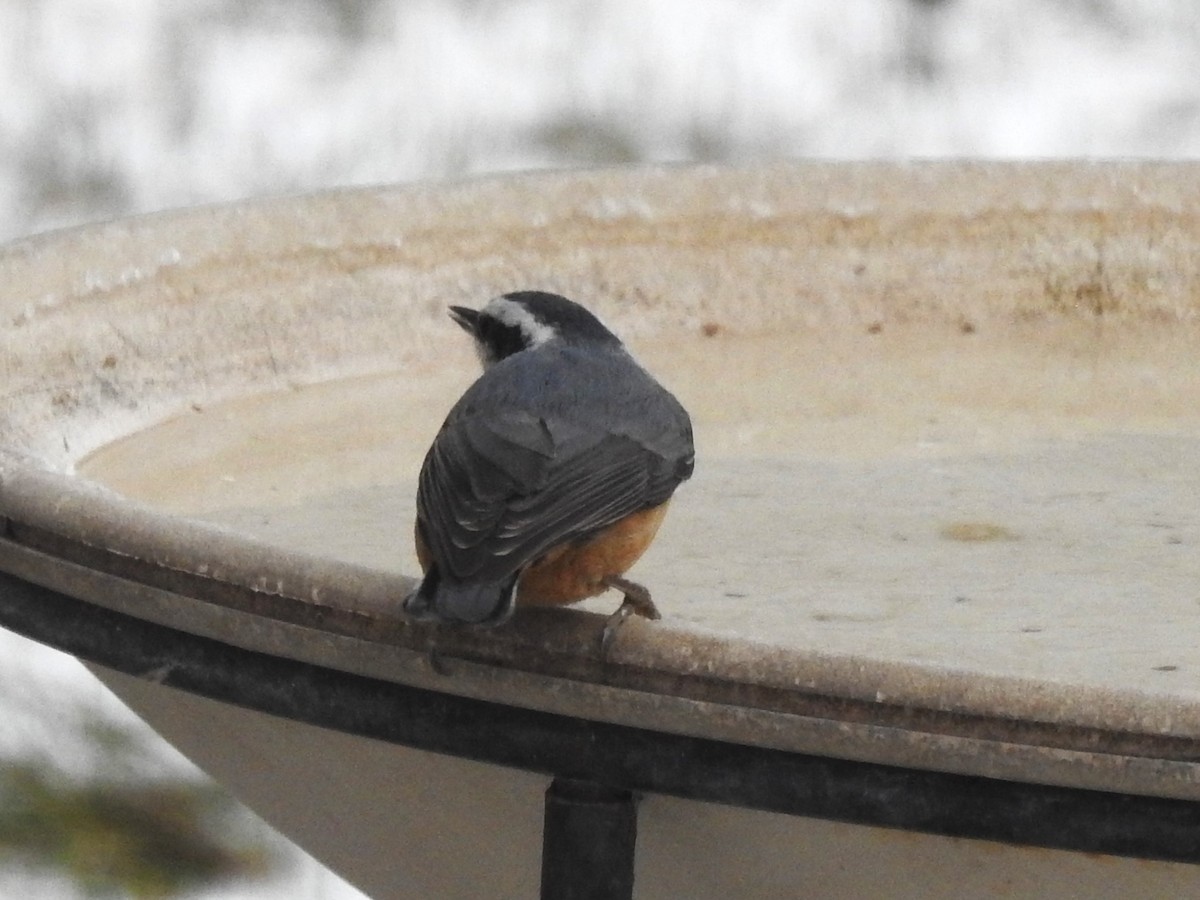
<box><xmin>486</xmin><ymin>297</ymin><xmax>556</xmax><ymax>347</ymax></box>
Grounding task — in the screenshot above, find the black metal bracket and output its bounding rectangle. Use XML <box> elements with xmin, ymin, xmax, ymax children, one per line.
<box><xmin>541</xmin><ymin>779</ymin><xmax>638</xmax><ymax>900</ymax></box>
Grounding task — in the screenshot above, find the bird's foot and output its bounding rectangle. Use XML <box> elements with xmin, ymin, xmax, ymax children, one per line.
<box><xmin>599</xmin><ymin>576</ymin><xmax>660</xmax><ymax>656</ymax></box>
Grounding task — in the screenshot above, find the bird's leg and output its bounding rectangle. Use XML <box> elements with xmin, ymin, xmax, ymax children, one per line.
<box><xmin>427</xmin><ymin>642</ymin><xmax>450</xmax><ymax>677</ymax></box>
<box><xmin>416</xmin><ymin>627</ymin><xmax>450</xmax><ymax>676</ymax></box>
<box><xmin>599</xmin><ymin>575</ymin><xmax>661</xmax><ymax>655</ymax></box>
<box><xmin>405</xmin><ymin>585</ymin><xmax>450</xmax><ymax>676</ymax></box>
<box><xmin>605</xmin><ymin>576</ymin><xmax>661</xmax><ymax>619</ymax></box>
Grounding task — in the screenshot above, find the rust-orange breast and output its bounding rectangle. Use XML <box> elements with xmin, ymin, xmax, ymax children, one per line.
<box><xmin>413</xmin><ymin>500</ymin><xmax>671</xmax><ymax>607</ymax></box>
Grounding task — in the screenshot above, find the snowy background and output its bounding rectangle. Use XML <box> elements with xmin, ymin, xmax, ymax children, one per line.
<box><xmin>2</xmin><ymin>1</ymin><xmax>1200</xmax><ymax>897</ymax></box>
<box><xmin>5</xmin><ymin>0</ymin><xmax>1200</xmax><ymax>244</ymax></box>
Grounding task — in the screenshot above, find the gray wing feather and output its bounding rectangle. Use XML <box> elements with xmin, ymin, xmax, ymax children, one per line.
<box><xmin>418</xmin><ymin>425</ymin><xmax>662</xmax><ymax>582</ymax></box>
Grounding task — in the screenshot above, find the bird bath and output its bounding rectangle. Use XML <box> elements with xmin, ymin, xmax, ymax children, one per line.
<box><xmin>3</xmin><ymin>163</ymin><xmax>1200</xmax><ymax>898</ymax></box>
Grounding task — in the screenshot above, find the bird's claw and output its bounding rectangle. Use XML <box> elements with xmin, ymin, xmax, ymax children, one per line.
<box><xmin>599</xmin><ymin>576</ymin><xmax>660</xmax><ymax>657</ymax></box>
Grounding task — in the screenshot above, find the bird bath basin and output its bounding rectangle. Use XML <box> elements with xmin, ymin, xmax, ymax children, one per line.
<box><xmin>3</xmin><ymin>163</ymin><xmax>1200</xmax><ymax>898</ymax></box>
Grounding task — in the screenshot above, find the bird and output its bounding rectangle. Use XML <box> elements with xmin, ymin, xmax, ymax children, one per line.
<box><xmin>404</xmin><ymin>290</ymin><xmax>694</xmax><ymax>651</ymax></box>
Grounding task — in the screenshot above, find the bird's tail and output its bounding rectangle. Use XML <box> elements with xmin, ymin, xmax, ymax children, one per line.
<box><xmin>404</xmin><ymin>566</ymin><xmax>518</xmax><ymax>626</ymax></box>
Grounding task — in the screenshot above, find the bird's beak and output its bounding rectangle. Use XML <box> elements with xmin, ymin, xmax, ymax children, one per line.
<box><xmin>448</xmin><ymin>305</ymin><xmax>479</xmax><ymax>334</ymax></box>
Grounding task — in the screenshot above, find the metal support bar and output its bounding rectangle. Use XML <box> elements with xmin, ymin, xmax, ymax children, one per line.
<box><xmin>541</xmin><ymin>778</ymin><xmax>638</xmax><ymax>900</ymax></box>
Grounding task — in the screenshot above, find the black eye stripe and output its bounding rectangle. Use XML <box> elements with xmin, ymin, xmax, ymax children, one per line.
<box><xmin>477</xmin><ymin>317</ymin><xmax>528</xmax><ymax>362</ymax></box>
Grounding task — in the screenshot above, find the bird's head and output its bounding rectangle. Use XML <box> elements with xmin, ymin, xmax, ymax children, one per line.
<box><xmin>449</xmin><ymin>291</ymin><xmax>622</xmax><ymax>368</ymax></box>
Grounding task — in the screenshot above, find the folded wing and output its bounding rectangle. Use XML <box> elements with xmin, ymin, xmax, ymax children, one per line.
<box><xmin>417</xmin><ymin>408</ymin><xmax>686</xmax><ymax>585</ymax></box>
